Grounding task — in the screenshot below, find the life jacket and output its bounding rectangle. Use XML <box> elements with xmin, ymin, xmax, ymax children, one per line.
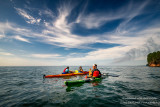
<box><xmin>63</xmin><ymin>68</ymin><xmax>67</xmax><ymax>72</ymax></box>
<box><xmin>92</xmin><ymin>69</ymin><xmax>101</xmax><ymax>77</ymax></box>
<box><xmin>89</xmin><ymin>68</ymin><xmax>92</xmax><ymax>76</ymax></box>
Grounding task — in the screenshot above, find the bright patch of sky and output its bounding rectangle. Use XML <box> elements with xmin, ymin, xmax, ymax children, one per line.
<box><xmin>0</xmin><ymin>0</ymin><xmax>160</xmax><ymax>66</ymax></box>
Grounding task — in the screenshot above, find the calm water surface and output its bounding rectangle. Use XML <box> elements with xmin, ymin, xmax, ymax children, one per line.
<box><xmin>0</xmin><ymin>66</ymin><xmax>160</xmax><ymax>107</ymax></box>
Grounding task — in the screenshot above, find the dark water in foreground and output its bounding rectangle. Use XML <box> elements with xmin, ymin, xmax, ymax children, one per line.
<box><xmin>0</xmin><ymin>66</ymin><xmax>160</xmax><ymax>107</ymax></box>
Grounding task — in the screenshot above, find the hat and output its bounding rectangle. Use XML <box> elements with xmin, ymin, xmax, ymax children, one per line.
<box><xmin>93</xmin><ymin>64</ymin><xmax>97</xmax><ymax>66</ymax></box>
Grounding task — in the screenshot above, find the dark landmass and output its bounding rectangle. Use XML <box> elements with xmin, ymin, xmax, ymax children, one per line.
<box><xmin>147</xmin><ymin>51</ymin><xmax>160</xmax><ymax>67</ymax></box>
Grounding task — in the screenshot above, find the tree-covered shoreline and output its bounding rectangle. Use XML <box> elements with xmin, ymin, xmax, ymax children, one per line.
<box><xmin>147</xmin><ymin>51</ymin><xmax>160</xmax><ymax>67</ymax></box>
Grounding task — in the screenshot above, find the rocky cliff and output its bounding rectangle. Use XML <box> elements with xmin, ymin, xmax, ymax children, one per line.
<box><xmin>148</xmin><ymin>63</ymin><xmax>160</xmax><ymax>67</ymax></box>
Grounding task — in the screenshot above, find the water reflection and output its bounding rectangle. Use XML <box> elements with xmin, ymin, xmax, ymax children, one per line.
<box><xmin>66</xmin><ymin>83</ymin><xmax>84</xmax><ymax>92</ymax></box>
<box><xmin>65</xmin><ymin>80</ymin><xmax>102</xmax><ymax>92</ymax></box>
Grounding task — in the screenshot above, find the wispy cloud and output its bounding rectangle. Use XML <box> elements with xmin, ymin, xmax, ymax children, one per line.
<box><xmin>0</xmin><ymin>22</ymin><xmax>35</xmax><ymax>41</ymax></box>
<box><xmin>39</xmin><ymin>3</ymin><xmax>109</xmax><ymax>49</ymax></box>
<box><xmin>76</xmin><ymin>0</ymin><xmax>149</xmax><ymax>29</ymax></box>
<box><xmin>39</xmin><ymin>8</ymin><xmax>55</xmax><ymax>19</ymax></box>
<box><xmin>8</xmin><ymin>1</ymin><xmax>150</xmax><ymax>49</ymax></box>
<box><xmin>0</xmin><ymin>52</ymin><xmax>14</xmax><ymax>56</ymax></box>
<box><xmin>14</xmin><ymin>35</ymin><xmax>31</xmax><ymax>43</ymax></box>
<box><xmin>53</xmin><ymin>2</ymin><xmax>75</xmax><ymax>33</ymax></box>
<box><xmin>31</xmin><ymin>54</ymin><xmax>62</xmax><ymax>58</ymax></box>
<box><xmin>0</xmin><ymin>22</ymin><xmax>13</xmax><ymax>35</ymax></box>
<box><xmin>15</xmin><ymin>8</ymin><xmax>41</xmax><ymax>24</ymax></box>
<box><xmin>3</xmin><ymin>1</ymin><xmax>159</xmax><ymax>49</ymax></box>
<box><xmin>0</xmin><ymin>32</ymin><xmax>5</xmax><ymax>38</ymax></box>
<box><xmin>0</xmin><ymin>21</ymin><xmax>28</xmax><ymax>33</ymax></box>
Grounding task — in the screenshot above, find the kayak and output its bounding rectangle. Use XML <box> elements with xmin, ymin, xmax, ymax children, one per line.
<box><xmin>44</xmin><ymin>72</ymin><xmax>88</xmax><ymax>78</ymax></box>
<box><xmin>64</xmin><ymin>73</ymin><xmax>109</xmax><ymax>86</ymax></box>
<box><xmin>44</xmin><ymin>71</ymin><xmax>89</xmax><ymax>78</ymax></box>
<box><xmin>44</xmin><ymin>73</ymin><xmax>75</xmax><ymax>78</ymax></box>
<box><xmin>65</xmin><ymin>78</ymin><xmax>101</xmax><ymax>86</ymax></box>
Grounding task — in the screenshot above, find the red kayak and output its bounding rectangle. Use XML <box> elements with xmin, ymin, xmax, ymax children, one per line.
<box><xmin>44</xmin><ymin>71</ymin><xmax>89</xmax><ymax>78</ymax></box>
<box><xmin>44</xmin><ymin>73</ymin><xmax>76</xmax><ymax>78</ymax></box>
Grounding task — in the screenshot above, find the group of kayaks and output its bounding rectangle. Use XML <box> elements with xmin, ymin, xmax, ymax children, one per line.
<box><xmin>43</xmin><ymin>71</ymin><xmax>109</xmax><ymax>86</ymax></box>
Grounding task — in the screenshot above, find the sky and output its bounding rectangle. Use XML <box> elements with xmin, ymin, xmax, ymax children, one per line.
<box><xmin>0</xmin><ymin>0</ymin><xmax>160</xmax><ymax>66</ymax></box>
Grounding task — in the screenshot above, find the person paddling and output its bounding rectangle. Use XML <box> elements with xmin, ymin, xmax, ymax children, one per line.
<box><xmin>78</xmin><ymin>66</ymin><xmax>84</xmax><ymax>73</ymax></box>
<box><xmin>75</xmin><ymin>66</ymin><xmax>85</xmax><ymax>73</ymax></box>
<box><xmin>91</xmin><ymin>64</ymin><xmax>101</xmax><ymax>78</ymax></box>
<box><xmin>62</xmin><ymin>66</ymin><xmax>73</xmax><ymax>74</ymax></box>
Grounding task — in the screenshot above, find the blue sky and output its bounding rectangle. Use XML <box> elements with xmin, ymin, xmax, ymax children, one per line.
<box><xmin>0</xmin><ymin>0</ymin><xmax>160</xmax><ymax>66</ymax></box>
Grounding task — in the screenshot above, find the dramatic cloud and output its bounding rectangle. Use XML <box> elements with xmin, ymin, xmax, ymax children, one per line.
<box><xmin>0</xmin><ymin>0</ymin><xmax>160</xmax><ymax>66</ymax></box>
<box><xmin>114</xmin><ymin>37</ymin><xmax>160</xmax><ymax>63</ymax></box>
<box><xmin>61</xmin><ymin>26</ymin><xmax>160</xmax><ymax>65</ymax></box>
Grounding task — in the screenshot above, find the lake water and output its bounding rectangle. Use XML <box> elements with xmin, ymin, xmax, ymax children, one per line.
<box><xmin>0</xmin><ymin>66</ymin><xmax>160</xmax><ymax>107</ymax></box>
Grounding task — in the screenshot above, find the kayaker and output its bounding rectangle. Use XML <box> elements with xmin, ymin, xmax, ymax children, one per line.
<box><xmin>88</xmin><ymin>64</ymin><xmax>96</xmax><ymax>76</ymax></box>
<box><xmin>78</xmin><ymin>66</ymin><xmax>84</xmax><ymax>73</ymax></box>
<box><xmin>62</xmin><ymin>66</ymin><xmax>73</xmax><ymax>74</ymax></box>
<box><xmin>91</xmin><ymin>64</ymin><xmax>101</xmax><ymax>78</ymax></box>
